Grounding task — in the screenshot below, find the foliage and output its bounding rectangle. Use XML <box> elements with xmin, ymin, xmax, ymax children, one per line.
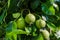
<box><xmin>0</xmin><ymin>0</ymin><xmax>60</xmax><ymax>40</ymax></box>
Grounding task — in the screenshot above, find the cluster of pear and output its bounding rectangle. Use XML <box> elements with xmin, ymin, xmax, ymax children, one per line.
<box><xmin>16</xmin><ymin>12</ymin><xmax>49</xmax><ymax>40</ymax></box>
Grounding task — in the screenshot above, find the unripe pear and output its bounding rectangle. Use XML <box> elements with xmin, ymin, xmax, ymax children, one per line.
<box><xmin>16</xmin><ymin>17</ymin><xmax>25</xmax><ymax>29</ymax></box>
<box><xmin>36</xmin><ymin>19</ymin><xmax>46</xmax><ymax>28</ymax></box>
<box><xmin>42</xmin><ymin>30</ymin><xmax>50</xmax><ymax>40</ymax></box>
<box><xmin>25</xmin><ymin>13</ymin><xmax>36</xmax><ymax>24</ymax></box>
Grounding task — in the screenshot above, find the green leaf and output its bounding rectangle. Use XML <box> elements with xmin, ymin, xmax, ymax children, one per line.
<box><xmin>18</xmin><ymin>35</ymin><xmax>21</xmax><ymax>40</ymax></box>
<box><xmin>8</xmin><ymin>0</ymin><xmax>10</xmax><ymax>8</ymax></box>
<box><xmin>55</xmin><ymin>20</ymin><xmax>60</xmax><ymax>30</ymax></box>
<box><xmin>49</xmin><ymin>6</ymin><xmax>55</xmax><ymax>15</ymax></box>
<box><xmin>47</xmin><ymin>22</ymin><xmax>56</xmax><ymax>31</ymax></box>
<box><xmin>12</xmin><ymin>21</ymin><xmax>17</xmax><ymax>30</ymax></box>
<box><xmin>46</xmin><ymin>15</ymin><xmax>57</xmax><ymax>22</ymax></box>
<box><xmin>8</xmin><ymin>0</ymin><xmax>19</xmax><ymax>12</ymax></box>
<box><xmin>14</xmin><ymin>29</ymin><xmax>27</xmax><ymax>34</ymax></box>
<box><xmin>32</xmin><ymin>26</ymin><xmax>37</xmax><ymax>36</ymax></box>
<box><xmin>5</xmin><ymin>29</ymin><xmax>27</xmax><ymax>40</ymax></box>
<box><xmin>41</xmin><ymin>4</ymin><xmax>55</xmax><ymax>15</ymax></box>
<box><xmin>37</xmin><ymin>34</ymin><xmax>44</xmax><ymax>40</ymax></box>
<box><xmin>5</xmin><ymin>32</ymin><xmax>17</xmax><ymax>40</ymax></box>
<box><xmin>32</xmin><ymin>32</ymin><xmax>37</xmax><ymax>36</ymax></box>
<box><xmin>0</xmin><ymin>8</ymin><xmax>7</xmax><ymax>24</ymax></box>
<box><xmin>6</xmin><ymin>21</ymin><xmax>17</xmax><ymax>33</ymax></box>
<box><xmin>12</xmin><ymin>13</ymin><xmax>20</xmax><ymax>18</ymax></box>
<box><xmin>5</xmin><ymin>32</ymin><xmax>13</xmax><ymax>40</ymax></box>
<box><xmin>53</xmin><ymin>3</ymin><xmax>59</xmax><ymax>11</ymax></box>
<box><xmin>25</xmin><ymin>27</ymin><xmax>32</xmax><ymax>35</ymax></box>
<box><xmin>55</xmin><ymin>13</ymin><xmax>60</xmax><ymax>20</ymax></box>
<box><xmin>50</xmin><ymin>0</ymin><xmax>55</xmax><ymax>3</ymax></box>
<box><xmin>17</xmin><ymin>0</ymin><xmax>24</xmax><ymax>7</ymax></box>
<box><xmin>31</xmin><ymin>0</ymin><xmax>40</xmax><ymax>10</ymax></box>
<box><xmin>12</xmin><ymin>33</ymin><xmax>17</xmax><ymax>40</ymax></box>
<box><xmin>5</xmin><ymin>21</ymin><xmax>17</xmax><ymax>40</ymax></box>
